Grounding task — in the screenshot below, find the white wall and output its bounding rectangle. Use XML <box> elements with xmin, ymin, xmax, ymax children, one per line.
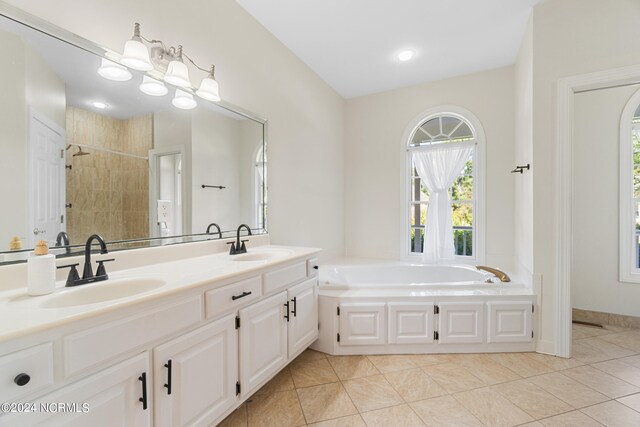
<box><xmin>191</xmin><ymin>109</ymin><xmax>241</xmax><ymax>233</ymax></box>
<box><xmin>528</xmin><ymin>0</ymin><xmax>640</xmax><ymax>351</ymax></box>
<box><xmin>572</xmin><ymin>85</ymin><xmax>640</xmax><ymax>317</ymax></box>
<box><xmin>0</xmin><ymin>28</ymin><xmax>64</xmax><ymax>251</ymax></box>
<box><xmin>4</xmin><ymin>0</ymin><xmax>346</xmax><ymax>260</ymax></box>
<box><xmin>344</xmin><ymin>66</ymin><xmax>515</xmax><ymax>267</ymax></box>
<box><xmin>514</xmin><ymin>15</ymin><xmax>534</xmax><ymax>284</ymax></box>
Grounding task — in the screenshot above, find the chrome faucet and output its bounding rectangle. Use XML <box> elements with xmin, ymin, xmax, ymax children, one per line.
<box><xmin>206</xmin><ymin>223</ymin><xmax>222</xmax><ymax>239</ymax></box>
<box><xmin>55</xmin><ymin>231</ymin><xmax>71</xmax><ymax>254</ymax></box>
<box><xmin>228</xmin><ymin>224</ymin><xmax>252</xmax><ymax>255</ymax></box>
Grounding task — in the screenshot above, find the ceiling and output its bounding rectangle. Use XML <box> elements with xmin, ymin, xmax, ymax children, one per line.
<box><xmin>236</xmin><ymin>0</ymin><xmax>543</xmax><ymax>98</ymax></box>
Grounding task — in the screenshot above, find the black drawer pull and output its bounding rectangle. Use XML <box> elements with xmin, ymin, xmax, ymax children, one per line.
<box><xmin>164</xmin><ymin>360</ymin><xmax>172</xmax><ymax>395</ymax></box>
<box><xmin>138</xmin><ymin>372</ymin><xmax>148</xmax><ymax>410</ymax></box>
<box><xmin>231</xmin><ymin>291</ymin><xmax>252</xmax><ymax>301</ymax></box>
<box><xmin>14</xmin><ymin>373</ymin><xmax>30</xmax><ymax>386</ymax></box>
<box><xmin>291</xmin><ymin>297</ymin><xmax>297</xmax><ymax>317</ymax></box>
<box><xmin>313</xmin><ymin>265</ymin><xmax>319</xmax><ymax>270</ymax></box>
<box><xmin>284</xmin><ymin>301</ymin><xmax>290</xmax><ymax>322</ymax></box>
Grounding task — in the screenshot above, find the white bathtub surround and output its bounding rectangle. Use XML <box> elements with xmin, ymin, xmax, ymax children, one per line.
<box><xmin>0</xmin><ymin>238</ymin><xmax>320</xmax><ymax>426</ymax></box>
<box><xmin>412</xmin><ymin>141</ymin><xmax>476</xmax><ymax>264</ymax></box>
<box><xmin>313</xmin><ymin>260</ymin><xmax>535</xmax><ymax>356</ymax></box>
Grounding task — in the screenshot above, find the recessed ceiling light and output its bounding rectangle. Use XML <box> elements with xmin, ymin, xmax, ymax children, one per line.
<box><xmin>397</xmin><ymin>50</ymin><xmax>415</xmax><ymax>62</ymax></box>
<box><xmin>92</xmin><ymin>101</ymin><xmax>108</xmax><ymax>109</ymax></box>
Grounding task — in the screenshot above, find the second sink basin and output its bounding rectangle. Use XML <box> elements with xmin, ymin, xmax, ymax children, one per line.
<box><xmin>40</xmin><ymin>278</ymin><xmax>166</xmax><ymax>308</ymax></box>
<box><xmin>231</xmin><ymin>249</ymin><xmax>293</xmax><ymax>262</ymax></box>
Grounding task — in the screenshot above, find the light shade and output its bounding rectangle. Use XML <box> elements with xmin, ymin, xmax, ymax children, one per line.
<box><xmin>164</xmin><ymin>60</ymin><xmax>191</xmax><ymax>88</ymax></box>
<box><xmin>121</xmin><ymin>39</ymin><xmax>153</xmax><ymax>71</ymax></box>
<box><xmin>97</xmin><ymin>58</ymin><xmax>132</xmax><ymax>81</ymax></box>
<box><xmin>397</xmin><ymin>49</ymin><xmax>415</xmax><ymax>62</ymax></box>
<box><xmin>196</xmin><ymin>76</ymin><xmax>220</xmax><ymax>102</ymax></box>
<box><xmin>139</xmin><ymin>75</ymin><xmax>168</xmax><ymax>96</ymax></box>
<box><xmin>172</xmin><ymin>89</ymin><xmax>197</xmax><ymax>110</ymax></box>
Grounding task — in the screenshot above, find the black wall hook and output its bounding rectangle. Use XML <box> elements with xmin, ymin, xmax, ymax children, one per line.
<box><xmin>511</xmin><ymin>164</ymin><xmax>530</xmax><ymax>174</ymax></box>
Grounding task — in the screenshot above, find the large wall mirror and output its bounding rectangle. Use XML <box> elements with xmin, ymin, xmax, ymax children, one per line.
<box><xmin>0</xmin><ymin>5</ymin><xmax>267</xmax><ymax>264</ymax></box>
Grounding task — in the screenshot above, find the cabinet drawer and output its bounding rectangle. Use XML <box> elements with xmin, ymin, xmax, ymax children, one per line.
<box><xmin>263</xmin><ymin>262</ymin><xmax>306</xmax><ymax>294</ymax></box>
<box><xmin>63</xmin><ymin>296</ymin><xmax>202</xmax><ymax>377</ymax></box>
<box><xmin>307</xmin><ymin>258</ymin><xmax>319</xmax><ymax>277</ymax></box>
<box><xmin>0</xmin><ymin>343</ymin><xmax>54</xmax><ymax>403</ymax></box>
<box><xmin>206</xmin><ymin>276</ymin><xmax>262</xmax><ymax>319</ymax></box>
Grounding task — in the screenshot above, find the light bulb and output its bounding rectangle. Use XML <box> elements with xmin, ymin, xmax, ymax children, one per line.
<box><xmin>139</xmin><ymin>75</ymin><xmax>168</xmax><ymax>96</ymax></box>
<box><xmin>97</xmin><ymin>58</ymin><xmax>132</xmax><ymax>81</ymax></box>
<box><xmin>172</xmin><ymin>89</ymin><xmax>197</xmax><ymax>110</ymax></box>
<box><xmin>196</xmin><ymin>66</ymin><xmax>220</xmax><ymax>102</ymax></box>
<box><xmin>397</xmin><ymin>49</ymin><xmax>415</xmax><ymax>62</ymax></box>
<box><xmin>121</xmin><ymin>23</ymin><xmax>153</xmax><ymax>71</ymax></box>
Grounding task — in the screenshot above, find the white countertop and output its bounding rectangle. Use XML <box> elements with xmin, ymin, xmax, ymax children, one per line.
<box><xmin>0</xmin><ymin>244</ymin><xmax>320</xmax><ymax>342</ymax></box>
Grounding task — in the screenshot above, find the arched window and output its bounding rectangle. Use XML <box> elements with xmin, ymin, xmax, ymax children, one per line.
<box><xmin>619</xmin><ymin>91</ymin><xmax>640</xmax><ymax>282</ymax></box>
<box><xmin>402</xmin><ymin>107</ymin><xmax>485</xmax><ymax>263</ymax></box>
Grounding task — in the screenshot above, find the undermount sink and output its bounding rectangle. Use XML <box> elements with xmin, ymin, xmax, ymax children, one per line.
<box><xmin>40</xmin><ymin>278</ymin><xmax>166</xmax><ymax>308</ymax></box>
<box><xmin>231</xmin><ymin>249</ymin><xmax>294</xmax><ymax>262</ymax></box>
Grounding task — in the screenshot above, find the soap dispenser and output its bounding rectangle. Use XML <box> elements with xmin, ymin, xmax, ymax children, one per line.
<box><xmin>27</xmin><ymin>240</ymin><xmax>56</xmax><ymax>296</ymax></box>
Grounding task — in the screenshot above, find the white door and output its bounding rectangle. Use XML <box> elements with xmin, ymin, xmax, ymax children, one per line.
<box><xmin>487</xmin><ymin>301</ymin><xmax>533</xmax><ymax>343</ymax></box>
<box><xmin>338</xmin><ymin>303</ymin><xmax>386</xmax><ymax>346</ymax></box>
<box><xmin>288</xmin><ymin>278</ymin><xmax>318</xmax><ymax>357</ymax></box>
<box><xmin>0</xmin><ymin>353</ymin><xmax>150</xmax><ymax>426</ymax></box>
<box><xmin>239</xmin><ymin>291</ymin><xmax>288</xmax><ymax>397</ymax></box>
<box><xmin>29</xmin><ymin>112</ymin><xmax>65</xmax><ymax>247</ymax></box>
<box><xmin>154</xmin><ymin>314</ymin><xmax>237</xmax><ymax>427</ymax></box>
<box><xmin>438</xmin><ymin>302</ymin><xmax>485</xmax><ymax>344</ymax></box>
<box><xmin>388</xmin><ymin>302</ymin><xmax>435</xmax><ymax>344</ymax></box>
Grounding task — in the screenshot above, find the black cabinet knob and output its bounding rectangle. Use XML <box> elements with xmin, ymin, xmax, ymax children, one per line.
<box><xmin>14</xmin><ymin>373</ymin><xmax>30</xmax><ymax>386</ymax></box>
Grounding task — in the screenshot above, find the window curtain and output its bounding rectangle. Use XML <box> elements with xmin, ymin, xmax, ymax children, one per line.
<box><xmin>412</xmin><ymin>141</ymin><xmax>474</xmax><ymax>264</ymax></box>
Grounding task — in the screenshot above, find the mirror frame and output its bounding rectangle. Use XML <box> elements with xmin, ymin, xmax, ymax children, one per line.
<box><xmin>0</xmin><ymin>1</ymin><xmax>269</xmax><ymax>263</ymax></box>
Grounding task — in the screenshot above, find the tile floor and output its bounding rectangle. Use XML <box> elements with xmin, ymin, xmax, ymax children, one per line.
<box><xmin>217</xmin><ymin>324</ymin><xmax>640</xmax><ymax>426</ymax></box>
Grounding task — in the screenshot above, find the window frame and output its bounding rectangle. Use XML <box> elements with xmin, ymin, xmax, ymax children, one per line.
<box><xmin>400</xmin><ymin>106</ymin><xmax>486</xmax><ymax>264</ymax></box>
<box><xmin>619</xmin><ymin>89</ymin><xmax>640</xmax><ymax>283</ymax></box>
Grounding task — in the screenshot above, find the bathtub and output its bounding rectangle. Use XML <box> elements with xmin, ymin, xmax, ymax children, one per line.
<box><xmin>312</xmin><ymin>259</ymin><xmax>535</xmax><ymax>355</ymax></box>
<box><xmin>320</xmin><ymin>263</ymin><xmax>501</xmax><ymax>290</ymax></box>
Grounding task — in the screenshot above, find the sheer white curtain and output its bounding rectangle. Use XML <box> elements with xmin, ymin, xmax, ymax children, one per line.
<box><xmin>412</xmin><ymin>141</ymin><xmax>474</xmax><ymax>264</ymax></box>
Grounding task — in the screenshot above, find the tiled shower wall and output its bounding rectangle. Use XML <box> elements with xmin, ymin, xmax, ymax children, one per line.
<box><xmin>65</xmin><ymin>107</ymin><xmax>152</xmax><ymax>245</ymax></box>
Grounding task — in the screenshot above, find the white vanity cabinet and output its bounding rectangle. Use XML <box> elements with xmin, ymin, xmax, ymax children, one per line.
<box><xmin>388</xmin><ymin>302</ymin><xmax>435</xmax><ymax>344</ymax></box>
<box><xmin>287</xmin><ymin>278</ymin><xmax>318</xmax><ymax>357</ymax></box>
<box><xmin>438</xmin><ymin>302</ymin><xmax>485</xmax><ymax>344</ymax></box>
<box><xmin>0</xmin><ymin>249</ymin><xmax>321</xmax><ymax>427</ymax></box>
<box><xmin>238</xmin><ymin>291</ymin><xmax>288</xmax><ymax>397</ymax></box>
<box><xmin>338</xmin><ymin>303</ymin><xmax>386</xmax><ymax>346</ymax></box>
<box><xmin>0</xmin><ymin>353</ymin><xmax>150</xmax><ymax>427</ymax></box>
<box><xmin>153</xmin><ymin>314</ymin><xmax>238</xmax><ymax>427</ymax></box>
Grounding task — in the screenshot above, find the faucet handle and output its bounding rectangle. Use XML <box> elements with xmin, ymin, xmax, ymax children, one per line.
<box><xmin>227</xmin><ymin>241</ymin><xmax>237</xmax><ymax>255</ymax></box>
<box><xmin>95</xmin><ymin>258</ymin><xmax>115</xmax><ymax>278</ymax></box>
<box><xmin>240</xmin><ymin>240</ymin><xmax>249</xmax><ymax>252</ymax></box>
<box><xmin>57</xmin><ymin>263</ymin><xmax>80</xmax><ymax>287</ymax></box>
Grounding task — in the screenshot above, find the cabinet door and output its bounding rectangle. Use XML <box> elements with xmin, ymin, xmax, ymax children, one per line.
<box><xmin>288</xmin><ymin>278</ymin><xmax>318</xmax><ymax>357</ymax></box>
<box><xmin>338</xmin><ymin>303</ymin><xmax>386</xmax><ymax>346</ymax></box>
<box><xmin>388</xmin><ymin>303</ymin><xmax>435</xmax><ymax>344</ymax></box>
<box><xmin>239</xmin><ymin>291</ymin><xmax>288</xmax><ymax>397</ymax></box>
<box><xmin>0</xmin><ymin>353</ymin><xmax>150</xmax><ymax>427</ymax></box>
<box><xmin>487</xmin><ymin>301</ymin><xmax>533</xmax><ymax>343</ymax></box>
<box><xmin>154</xmin><ymin>314</ymin><xmax>237</xmax><ymax>427</ymax></box>
<box><xmin>438</xmin><ymin>302</ymin><xmax>484</xmax><ymax>344</ymax></box>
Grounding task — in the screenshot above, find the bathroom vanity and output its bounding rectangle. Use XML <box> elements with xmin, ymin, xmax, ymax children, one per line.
<box><xmin>0</xmin><ymin>238</ymin><xmax>320</xmax><ymax>426</ymax></box>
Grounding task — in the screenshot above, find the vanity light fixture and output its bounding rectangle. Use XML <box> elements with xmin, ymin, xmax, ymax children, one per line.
<box><xmin>120</xmin><ymin>23</ymin><xmax>153</xmax><ymax>71</ymax></box>
<box><xmin>139</xmin><ymin>75</ymin><xmax>168</xmax><ymax>96</ymax></box>
<box><xmin>97</xmin><ymin>58</ymin><xmax>132</xmax><ymax>81</ymax></box>
<box><xmin>172</xmin><ymin>89</ymin><xmax>197</xmax><ymax>110</ymax></box>
<box><xmin>110</xmin><ymin>22</ymin><xmax>221</xmax><ymax>105</ymax></box>
<box><xmin>196</xmin><ymin>66</ymin><xmax>221</xmax><ymax>102</ymax></box>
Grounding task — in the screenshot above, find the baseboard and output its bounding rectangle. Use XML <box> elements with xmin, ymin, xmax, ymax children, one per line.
<box><xmin>573</xmin><ymin>308</ymin><xmax>640</xmax><ymax>329</ymax></box>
